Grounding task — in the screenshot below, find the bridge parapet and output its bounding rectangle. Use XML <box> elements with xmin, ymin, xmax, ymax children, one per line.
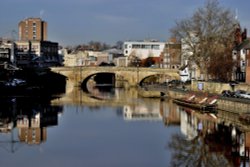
<box><xmin>50</xmin><ymin>66</ymin><xmax>180</xmax><ymax>88</ymax></box>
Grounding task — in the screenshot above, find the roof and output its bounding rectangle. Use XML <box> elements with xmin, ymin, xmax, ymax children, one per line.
<box><xmin>234</xmin><ymin>39</ymin><xmax>250</xmax><ymax>50</ymax></box>
<box><xmin>103</xmin><ymin>48</ymin><xmax>123</xmax><ymax>55</ymax></box>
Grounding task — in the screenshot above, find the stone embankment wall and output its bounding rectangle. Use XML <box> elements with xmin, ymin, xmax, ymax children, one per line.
<box><xmin>139</xmin><ymin>80</ymin><xmax>250</xmax><ymax>113</ymax></box>
<box><xmin>168</xmin><ymin>88</ymin><xmax>247</xmax><ymax>113</ymax></box>
<box><xmin>218</xmin><ymin>98</ymin><xmax>250</xmax><ymax>113</ymax></box>
<box><xmin>188</xmin><ymin>81</ymin><xmax>250</xmax><ymax>113</ymax></box>
<box><xmin>191</xmin><ymin>80</ymin><xmax>250</xmax><ymax>94</ymax></box>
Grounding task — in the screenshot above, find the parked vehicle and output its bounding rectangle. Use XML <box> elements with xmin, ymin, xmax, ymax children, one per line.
<box><xmin>221</xmin><ymin>90</ymin><xmax>236</xmax><ymax>98</ymax></box>
<box><xmin>235</xmin><ymin>90</ymin><xmax>250</xmax><ymax>99</ymax></box>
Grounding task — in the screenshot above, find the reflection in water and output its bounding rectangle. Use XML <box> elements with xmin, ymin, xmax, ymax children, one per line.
<box><xmin>0</xmin><ymin>97</ymin><xmax>62</xmax><ymax>152</ymax></box>
<box><xmin>169</xmin><ymin>106</ymin><xmax>250</xmax><ymax>167</ymax></box>
<box><xmin>1</xmin><ymin>87</ymin><xmax>250</xmax><ymax>167</ymax></box>
<box><xmin>123</xmin><ymin>105</ymin><xmax>162</xmax><ymax>121</ymax></box>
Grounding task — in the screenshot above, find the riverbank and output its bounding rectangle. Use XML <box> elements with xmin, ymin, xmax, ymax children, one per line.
<box><xmin>139</xmin><ymin>82</ymin><xmax>250</xmax><ymax>114</ymax></box>
<box><xmin>0</xmin><ymin>67</ymin><xmax>67</xmax><ymax>97</ymax></box>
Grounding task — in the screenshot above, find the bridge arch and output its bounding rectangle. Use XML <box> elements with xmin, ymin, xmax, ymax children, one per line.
<box><xmin>140</xmin><ymin>74</ymin><xmax>177</xmax><ymax>86</ymax></box>
<box><xmin>50</xmin><ymin>67</ymin><xmax>180</xmax><ymax>90</ymax></box>
<box><xmin>81</xmin><ymin>72</ymin><xmax>116</xmax><ymax>92</ymax></box>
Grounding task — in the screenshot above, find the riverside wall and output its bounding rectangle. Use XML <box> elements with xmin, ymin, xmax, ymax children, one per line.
<box><xmin>189</xmin><ymin>80</ymin><xmax>250</xmax><ymax>113</ymax></box>
<box><xmin>139</xmin><ymin>81</ymin><xmax>250</xmax><ymax>114</ymax></box>
<box><xmin>168</xmin><ymin>88</ymin><xmax>250</xmax><ymax>114</ymax></box>
<box><xmin>191</xmin><ymin>80</ymin><xmax>250</xmax><ymax>94</ymax></box>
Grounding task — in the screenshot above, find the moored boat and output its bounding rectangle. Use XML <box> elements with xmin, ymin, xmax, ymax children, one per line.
<box><xmin>173</xmin><ymin>95</ymin><xmax>218</xmax><ymax>112</ymax></box>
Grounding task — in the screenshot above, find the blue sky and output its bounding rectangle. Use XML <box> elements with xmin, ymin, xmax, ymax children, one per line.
<box><xmin>0</xmin><ymin>0</ymin><xmax>249</xmax><ymax>46</ymax></box>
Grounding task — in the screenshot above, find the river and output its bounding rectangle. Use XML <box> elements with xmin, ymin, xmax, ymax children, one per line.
<box><xmin>0</xmin><ymin>87</ymin><xmax>249</xmax><ymax>167</ymax></box>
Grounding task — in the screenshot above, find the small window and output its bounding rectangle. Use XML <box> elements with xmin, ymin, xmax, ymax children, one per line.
<box><xmin>152</xmin><ymin>45</ymin><xmax>160</xmax><ymax>50</ymax></box>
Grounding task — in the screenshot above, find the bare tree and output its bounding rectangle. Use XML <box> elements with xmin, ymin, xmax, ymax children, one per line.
<box><xmin>168</xmin><ymin>134</ymin><xmax>233</xmax><ymax>167</ymax></box>
<box><xmin>171</xmin><ymin>0</ymin><xmax>237</xmax><ymax>80</ymax></box>
<box><xmin>128</xmin><ymin>50</ymin><xmax>141</xmax><ymax>67</ymax></box>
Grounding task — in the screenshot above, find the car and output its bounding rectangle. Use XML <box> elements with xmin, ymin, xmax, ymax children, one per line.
<box><xmin>221</xmin><ymin>90</ymin><xmax>236</xmax><ymax>97</ymax></box>
<box><xmin>239</xmin><ymin>93</ymin><xmax>250</xmax><ymax>99</ymax></box>
<box><xmin>235</xmin><ymin>90</ymin><xmax>250</xmax><ymax>99</ymax></box>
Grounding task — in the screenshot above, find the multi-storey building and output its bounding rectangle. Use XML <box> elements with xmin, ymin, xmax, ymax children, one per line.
<box><xmin>15</xmin><ymin>17</ymin><xmax>61</xmax><ymax>67</ymax></box>
<box><xmin>15</xmin><ymin>40</ymin><xmax>59</xmax><ymax>67</ymax></box>
<box><xmin>161</xmin><ymin>38</ymin><xmax>182</xmax><ymax>69</ymax></box>
<box><xmin>245</xmin><ymin>46</ymin><xmax>250</xmax><ymax>84</ymax></box>
<box><xmin>18</xmin><ymin>18</ymin><xmax>47</xmax><ymax>41</ymax></box>
<box><xmin>123</xmin><ymin>40</ymin><xmax>165</xmax><ymax>60</ymax></box>
<box><xmin>233</xmin><ymin>25</ymin><xmax>248</xmax><ymax>82</ymax></box>
<box><xmin>0</xmin><ymin>39</ymin><xmax>12</xmax><ymax>64</ymax></box>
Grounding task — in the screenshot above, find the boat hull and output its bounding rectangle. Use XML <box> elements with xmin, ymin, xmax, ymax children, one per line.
<box><xmin>173</xmin><ymin>99</ymin><xmax>217</xmax><ymax>112</ymax></box>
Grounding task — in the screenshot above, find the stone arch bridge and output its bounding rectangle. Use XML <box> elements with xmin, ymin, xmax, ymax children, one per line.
<box><xmin>50</xmin><ymin>66</ymin><xmax>180</xmax><ymax>91</ymax></box>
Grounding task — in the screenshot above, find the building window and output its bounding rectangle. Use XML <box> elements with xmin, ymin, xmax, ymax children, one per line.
<box><xmin>132</xmin><ymin>44</ymin><xmax>140</xmax><ymax>49</ymax></box>
<box><xmin>152</xmin><ymin>45</ymin><xmax>160</xmax><ymax>50</ymax></box>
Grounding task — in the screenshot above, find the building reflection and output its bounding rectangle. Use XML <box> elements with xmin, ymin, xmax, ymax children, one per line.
<box><xmin>123</xmin><ymin>105</ymin><xmax>162</xmax><ymax>121</ymax></box>
<box><xmin>123</xmin><ymin>99</ymin><xmax>165</xmax><ymax>121</ymax></box>
<box><xmin>162</xmin><ymin>99</ymin><xmax>180</xmax><ymax>126</ymax></box>
<box><xmin>2</xmin><ymin>86</ymin><xmax>250</xmax><ymax>166</ymax></box>
<box><xmin>0</xmin><ymin>97</ymin><xmax>62</xmax><ymax>150</ymax></box>
<box><xmin>169</xmin><ymin>105</ymin><xmax>250</xmax><ymax>167</ymax></box>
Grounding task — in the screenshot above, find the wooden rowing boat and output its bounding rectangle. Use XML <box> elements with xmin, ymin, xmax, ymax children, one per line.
<box><xmin>173</xmin><ymin>95</ymin><xmax>218</xmax><ymax>112</ymax></box>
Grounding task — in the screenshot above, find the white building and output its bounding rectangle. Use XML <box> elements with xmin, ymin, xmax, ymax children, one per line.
<box><xmin>179</xmin><ymin>64</ymin><xmax>190</xmax><ymax>82</ymax></box>
<box><xmin>123</xmin><ymin>41</ymin><xmax>165</xmax><ymax>60</ymax></box>
<box><xmin>181</xmin><ymin>33</ymin><xmax>200</xmax><ymax>80</ymax></box>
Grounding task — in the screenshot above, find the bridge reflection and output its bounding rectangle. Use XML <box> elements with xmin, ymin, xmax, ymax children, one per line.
<box><xmin>52</xmin><ymin>87</ymin><xmax>250</xmax><ymax>166</ymax></box>
<box><xmin>1</xmin><ymin>87</ymin><xmax>250</xmax><ymax>167</ymax></box>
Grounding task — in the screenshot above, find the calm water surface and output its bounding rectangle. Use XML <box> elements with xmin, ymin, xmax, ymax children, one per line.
<box><xmin>0</xmin><ymin>88</ymin><xmax>180</xmax><ymax>167</ymax></box>
<box><xmin>0</xmin><ymin>88</ymin><xmax>248</xmax><ymax>167</ymax></box>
